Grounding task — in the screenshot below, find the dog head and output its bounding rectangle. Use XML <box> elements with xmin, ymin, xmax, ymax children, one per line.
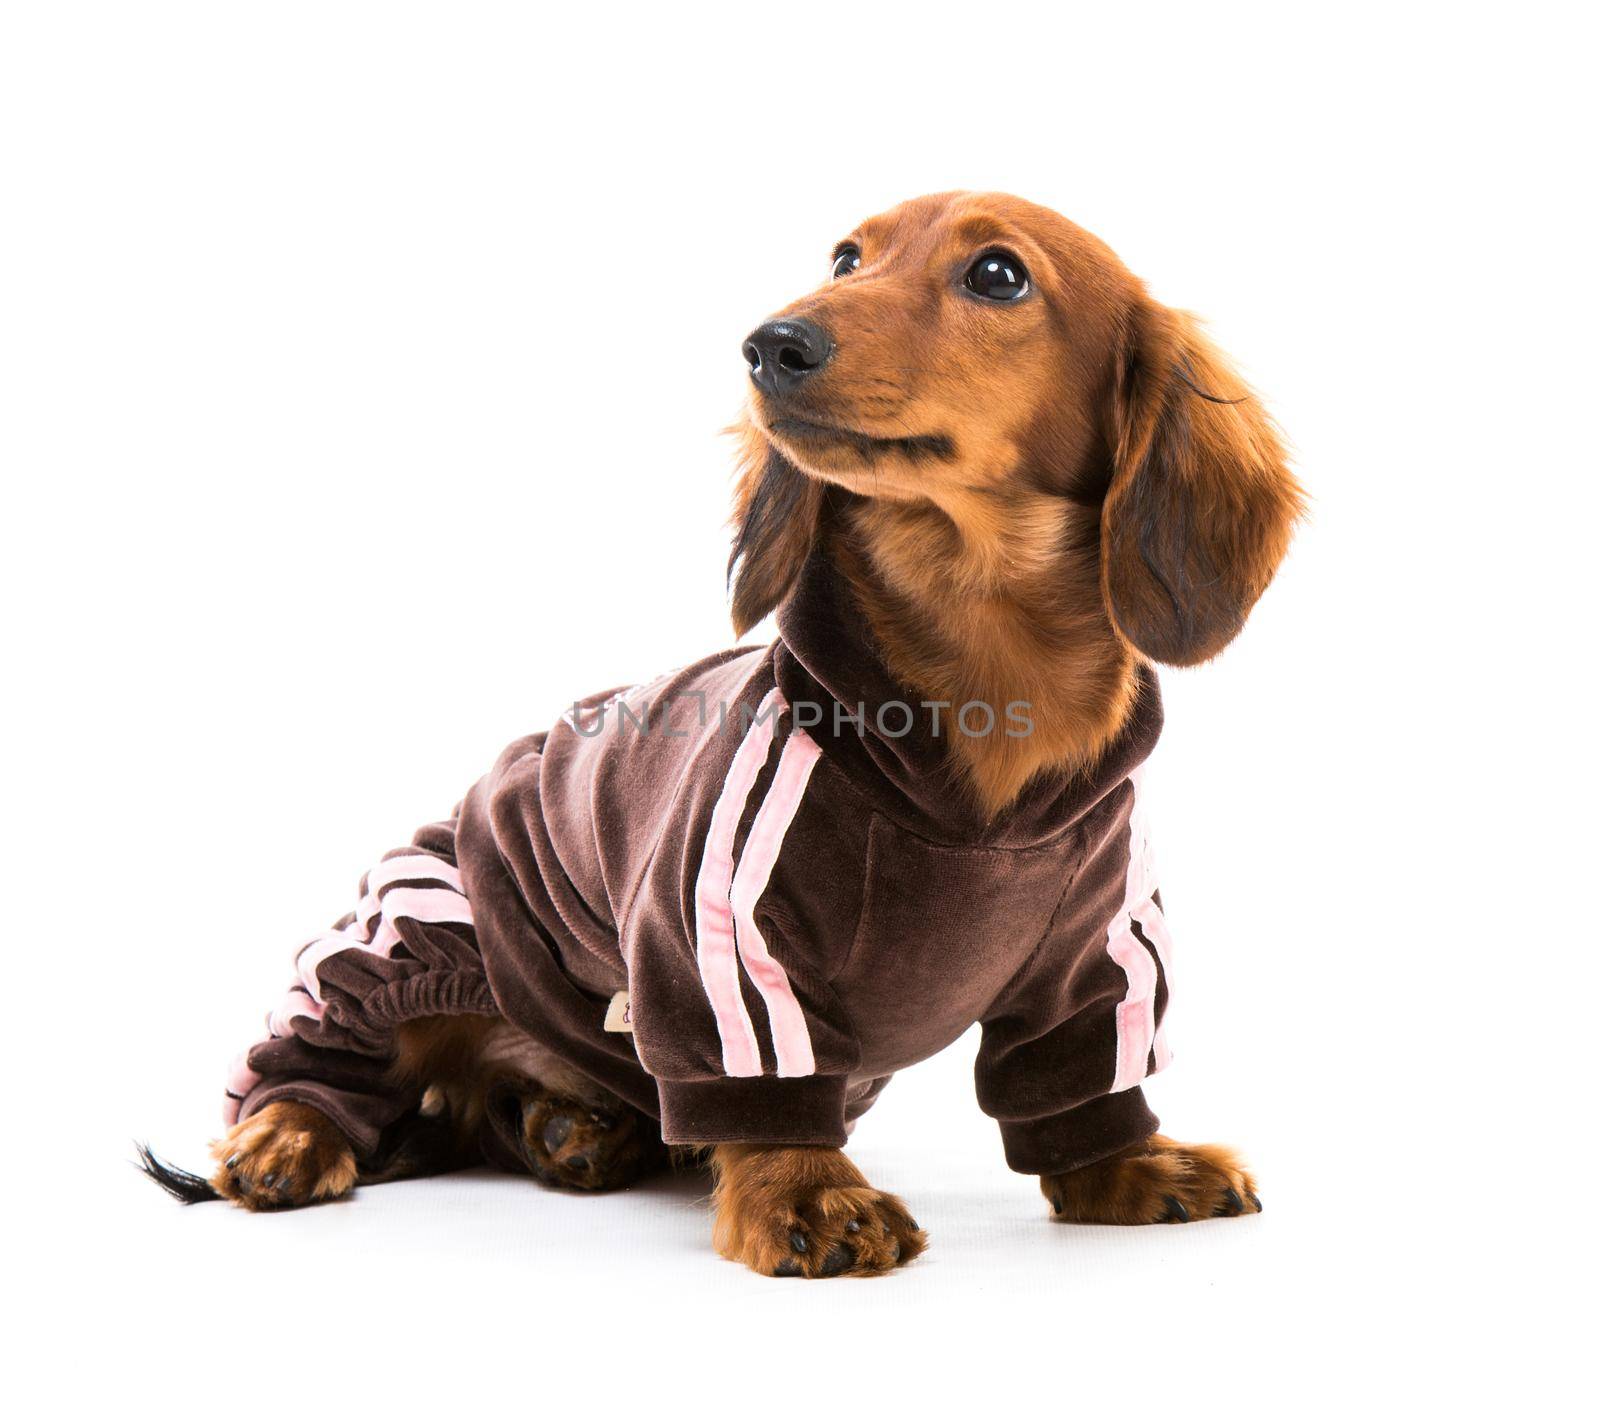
<box><xmin>729</xmin><ymin>191</ymin><xmax>1302</xmax><ymax>665</ymax></box>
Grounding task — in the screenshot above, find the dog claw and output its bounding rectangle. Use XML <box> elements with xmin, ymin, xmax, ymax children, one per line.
<box><xmin>1051</xmin><ymin>1194</ymin><xmax>1064</xmax><ymax>1215</ymax></box>
<box><xmin>542</xmin><ymin>1116</ymin><xmax>574</xmax><ymax>1153</ymax></box>
<box><xmin>845</xmin><ymin>1218</ymin><xmax>862</xmax><ymax>1234</ymax></box>
<box><xmin>819</xmin><ymin>1243</ymin><xmax>854</xmax><ymax>1277</ymax></box>
<box><xmin>1160</xmin><ymin>1195</ymin><xmax>1189</xmax><ymax>1224</ymax></box>
<box><xmin>789</xmin><ymin>1229</ymin><xmax>809</xmax><ymax>1254</ymax></box>
<box><xmin>1248</xmin><ymin>1191</ymin><xmax>1263</xmax><ymax>1212</ymax></box>
<box><xmin>1219</xmin><ymin>1187</ymin><xmax>1244</xmax><ymax>1217</ymax></box>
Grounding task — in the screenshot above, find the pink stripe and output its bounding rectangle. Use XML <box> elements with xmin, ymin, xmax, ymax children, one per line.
<box><xmin>1134</xmin><ymin>896</ymin><xmax>1174</xmax><ymax>965</ymax></box>
<box><xmin>1107</xmin><ymin>921</ymin><xmax>1159</xmax><ymax>1091</ymax></box>
<box><xmin>225</xmin><ymin>1050</ymin><xmax>259</xmax><ymax>1096</ymax></box>
<box><xmin>229</xmin><ymin>849</ymin><xmax>473</xmax><ymax>1124</ymax></box>
<box><xmin>692</xmin><ymin>687</ymin><xmax>785</xmax><ymax>1076</ymax></box>
<box><xmin>295</xmin><ymin>884</ymin><xmax>472</xmax><ymax>997</ymax></box>
<box><xmin>1151</xmin><ymin>1025</ymin><xmax>1173</xmax><ymax>1074</ymax></box>
<box><xmin>377</xmin><ymin>884</ymin><xmax>473</xmax><ymax>927</ymax></box>
<box><xmin>1105</xmin><ymin>767</ymin><xmax>1174</xmax><ymax>1093</ymax></box>
<box><xmin>367</xmin><ymin>854</ymin><xmax>465</xmax><ymax>895</ymax></box>
<box><xmin>267</xmin><ymin>987</ymin><xmax>323</xmax><ymax>1038</ymax></box>
<box><xmin>353</xmin><ymin>855</ymin><xmax>465</xmax><ymax>930</ymax></box>
<box><xmin>295</xmin><ymin>931</ymin><xmax>372</xmax><ymax>1000</ymax></box>
<box><xmin>223</xmin><ymin>1050</ymin><xmax>261</xmax><ymax>1127</ymax></box>
<box><xmin>1136</xmin><ymin>896</ymin><xmax>1176</xmax><ymax>1073</ymax></box>
<box><xmin>730</xmin><ymin>728</ymin><xmax>823</xmax><ymax>1077</ymax></box>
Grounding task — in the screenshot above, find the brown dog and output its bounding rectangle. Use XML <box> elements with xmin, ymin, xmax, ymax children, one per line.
<box><xmin>142</xmin><ymin>192</ymin><xmax>1300</xmax><ymax>1278</ymax></box>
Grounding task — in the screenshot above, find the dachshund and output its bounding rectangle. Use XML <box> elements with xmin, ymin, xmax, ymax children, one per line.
<box><xmin>142</xmin><ymin>191</ymin><xmax>1302</xmax><ymax>1279</ymax></box>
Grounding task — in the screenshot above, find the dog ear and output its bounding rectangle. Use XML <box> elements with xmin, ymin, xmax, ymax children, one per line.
<box><xmin>727</xmin><ymin>415</ymin><xmax>824</xmax><ymax>636</ymax></box>
<box><xmin>1102</xmin><ymin>302</ymin><xmax>1304</xmax><ymax>666</ymax></box>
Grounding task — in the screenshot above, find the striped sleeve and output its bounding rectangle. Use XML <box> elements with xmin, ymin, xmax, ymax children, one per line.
<box><xmin>974</xmin><ymin>768</ymin><xmax>1172</xmax><ymax>1174</ymax></box>
<box><xmin>622</xmin><ymin>689</ymin><xmax>860</xmax><ymax>1146</ymax></box>
<box><xmin>223</xmin><ymin>829</ymin><xmax>485</xmax><ymax>1155</ymax></box>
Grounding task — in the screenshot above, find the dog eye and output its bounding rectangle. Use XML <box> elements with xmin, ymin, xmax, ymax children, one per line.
<box><xmin>831</xmin><ymin>246</ymin><xmax>862</xmax><ymax>280</ymax></box>
<box><xmin>964</xmin><ymin>251</ymin><xmax>1028</xmax><ymax>302</ymax></box>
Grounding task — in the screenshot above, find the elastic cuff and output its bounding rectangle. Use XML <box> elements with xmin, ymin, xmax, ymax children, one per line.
<box><xmin>656</xmin><ymin>1075</ymin><xmax>850</xmax><ymax>1147</ymax></box>
<box><xmin>996</xmin><ymin>1086</ymin><xmax>1159</xmax><ymax>1175</ymax></box>
<box><xmin>239</xmin><ymin>1079</ymin><xmax>382</xmax><ymax>1159</ymax></box>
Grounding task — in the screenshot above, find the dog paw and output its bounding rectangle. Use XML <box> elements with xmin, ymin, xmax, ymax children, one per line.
<box><xmin>711</xmin><ymin>1145</ymin><xmax>927</xmax><ymax>1278</ymax></box>
<box><xmin>1042</xmin><ymin>1134</ymin><xmax>1261</xmax><ymax>1225</ymax></box>
<box><xmin>210</xmin><ymin>1101</ymin><xmax>357</xmax><ymax>1210</ymax></box>
<box><xmin>515</xmin><ymin>1092</ymin><xmax>662</xmax><ymax>1192</ymax></box>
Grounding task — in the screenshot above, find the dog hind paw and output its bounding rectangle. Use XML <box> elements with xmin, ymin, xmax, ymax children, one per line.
<box><xmin>209</xmin><ymin>1101</ymin><xmax>357</xmax><ymax>1211</ymax></box>
<box><xmin>509</xmin><ymin>1092</ymin><xmax>663</xmax><ymax>1192</ymax></box>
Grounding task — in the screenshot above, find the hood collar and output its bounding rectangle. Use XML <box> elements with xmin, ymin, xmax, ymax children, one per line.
<box><xmin>773</xmin><ymin>551</ymin><xmax>1162</xmax><ymax>847</ymax></box>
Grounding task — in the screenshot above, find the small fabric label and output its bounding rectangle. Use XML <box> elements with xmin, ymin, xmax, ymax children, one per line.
<box><xmin>604</xmin><ymin>989</ymin><xmax>633</xmax><ymax>1034</ymax></box>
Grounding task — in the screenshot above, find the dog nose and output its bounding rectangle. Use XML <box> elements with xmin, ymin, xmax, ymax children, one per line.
<box><xmin>742</xmin><ymin>318</ymin><xmax>834</xmax><ymax>396</ymax></box>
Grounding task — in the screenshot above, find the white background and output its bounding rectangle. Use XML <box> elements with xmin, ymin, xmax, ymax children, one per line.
<box><xmin>4</xmin><ymin>1</ymin><xmax>1594</xmax><ymax>1420</ymax></box>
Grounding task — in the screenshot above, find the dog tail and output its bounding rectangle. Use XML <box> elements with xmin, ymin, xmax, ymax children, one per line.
<box><xmin>134</xmin><ymin>1141</ymin><xmax>222</xmax><ymax>1205</ymax></box>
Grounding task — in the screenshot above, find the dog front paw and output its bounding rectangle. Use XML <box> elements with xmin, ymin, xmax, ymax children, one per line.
<box><xmin>710</xmin><ymin>1145</ymin><xmax>926</xmax><ymax>1278</ymax></box>
<box><xmin>210</xmin><ymin>1101</ymin><xmax>357</xmax><ymax>1210</ymax></box>
<box><xmin>1042</xmin><ymin>1134</ymin><xmax>1261</xmax><ymax>1225</ymax></box>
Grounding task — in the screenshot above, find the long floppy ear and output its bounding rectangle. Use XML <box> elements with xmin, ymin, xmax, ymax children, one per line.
<box><xmin>726</xmin><ymin>414</ymin><xmax>824</xmax><ymax>636</ymax></box>
<box><xmin>1102</xmin><ymin>303</ymin><xmax>1305</xmax><ymax>666</ymax></box>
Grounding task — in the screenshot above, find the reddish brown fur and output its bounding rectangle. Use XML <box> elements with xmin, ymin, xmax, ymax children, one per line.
<box><xmin>393</xmin><ymin>1014</ymin><xmax>662</xmax><ymax>1188</ymax></box>
<box><xmin>709</xmin><ymin>1144</ymin><xmax>926</xmax><ymax>1278</ymax></box>
<box><xmin>212</xmin><ymin>1017</ymin><xmax>664</xmax><ymax>1204</ymax></box>
<box><xmin>208</xmin><ymin>194</ymin><xmax>1292</xmax><ymax>1269</ymax></box>
<box><xmin>392</xmin><ymin>1012</ymin><xmax>622</xmax><ymax>1135</ymax></box>
<box><xmin>209</xmin><ymin>1100</ymin><xmax>357</xmax><ymax>1209</ymax></box>
<box><xmin>730</xmin><ymin>191</ymin><xmax>1304</xmax><ymax>816</ymax></box>
<box><xmin>1041</xmin><ymin>1134</ymin><xmax>1261</xmax><ymax>1225</ymax></box>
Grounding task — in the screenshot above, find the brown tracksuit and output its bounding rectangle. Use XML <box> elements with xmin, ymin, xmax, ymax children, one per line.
<box><xmin>227</xmin><ymin>557</ymin><xmax>1173</xmax><ymax>1175</ymax></box>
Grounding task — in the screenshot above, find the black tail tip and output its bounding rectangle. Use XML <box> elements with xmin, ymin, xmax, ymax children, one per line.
<box><xmin>134</xmin><ymin>1141</ymin><xmax>222</xmax><ymax>1205</ymax></box>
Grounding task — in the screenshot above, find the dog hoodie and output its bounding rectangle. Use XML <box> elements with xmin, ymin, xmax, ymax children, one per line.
<box><xmin>226</xmin><ymin>555</ymin><xmax>1174</xmax><ymax>1175</ymax></box>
